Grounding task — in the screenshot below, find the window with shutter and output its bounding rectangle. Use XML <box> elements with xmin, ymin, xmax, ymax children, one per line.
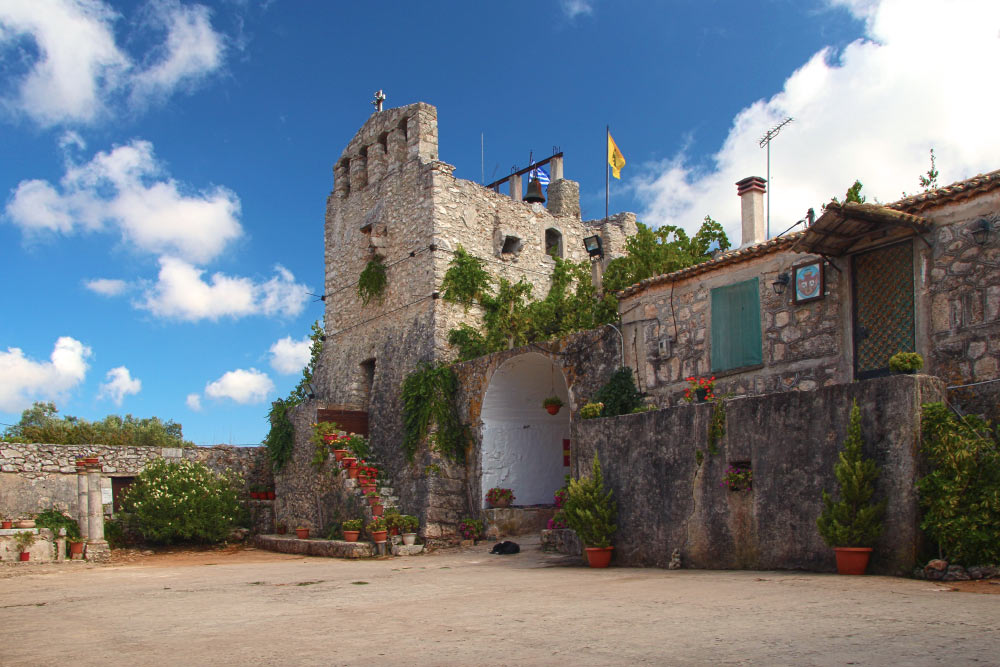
<box><xmin>710</xmin><ymin>278</ymin><xmax>763</xmax><ymax>372</ymax></box>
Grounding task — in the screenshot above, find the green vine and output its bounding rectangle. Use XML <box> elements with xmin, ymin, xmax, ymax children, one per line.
<box><xmin>358</xmin><ymin>255</ymin><xmax>387</xmax><ymax>306</ymax></box>
<box><xmin>401</xmin><ymin>362</ymin><xmax>467</xmax><ymax>463</ymax></box>
<box><xmin>706</xmin><ymin>396</ymin><xmax>727</xmax><ymax>456</ymax></box>
<box><xmin>263</xmin><ymin>321</ymin><xmax>324</xmax><ymax>471</ymax></box>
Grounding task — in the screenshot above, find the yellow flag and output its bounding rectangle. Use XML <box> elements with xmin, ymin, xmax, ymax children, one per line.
<box><xmin>608</xmin><ymin>132</ymin><xmax>626</xmax><ymax>179</ymax></box>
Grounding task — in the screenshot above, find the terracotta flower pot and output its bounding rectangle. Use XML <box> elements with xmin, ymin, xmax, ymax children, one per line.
<box><xmin>15</xmin><ymin>520</ymin><xmax>35</xmax><ymax>529</ymax></box>
<box><xmin>370</xmin><ymin>529</ymin><xmax>388</xmax><ymax>543</ymax></box>
<box><xmin>584</xmin><ymin>546</ymin><xmax>614</xmax><ymax>568</ymax></box>
<box><xmin>343</xmin><ymin>530</ymin><xmax>360</xmax><ymax>542</ymax></box>
<box><xmin>333</xmin><ymin>449</ymin><xmax>348</xmax><ymax>462</ymax></box>
<box><xmin>545</xmin><ymin>404</ymin><xmax>561</xmax><ymax>415</ymax></box>
<box><xmin>389</xmin><ymin>526</ymin><xmax>399</xmax><ymax>536</ymax></box>
<box><xmin>402</xmin><ymin>533</ymin><xmax>417</xmax><ymax>546</ymax></box>
<box><xmin>20</xmin><ymin>552</ymin><xmax>30</xmax><ymax>562</ymax></box>
<box><xmin>84</xmin><ymin>457</ymin><xmax>99</xmax><ymax>465</ymax></box>
<box><xmin>295</xmin><ymin>528</ymin><xmax>310</xmax><ymax>540</ymax></box>
<box><xmin>266</xmin><ymin>491</ymin><xmax>275</xmax><ymax>500</ymax></box>
<box><xmin>489</xmin><ymin>498</ymin><xmax>511</xmax><ymax>509</ymax></box>
<box><xmin>1</xmin><ymin>521</ymin><xmax>11</xmax><ymax>529</ymax></box>
<box><xmin>69</xmin><ymin>541</ymin><xmax>84</xmax><ymax>558</ymax></box>
<box><xmin>372</xmin><ymin>504</ymin><xmax>384</xmax><ymax>517</ymax></box>
<box><xmin>362</xmin><ymin>483</ymin><xmax>376</xmax><ymax>495</ymax></box>
<box><xmin>276</xmin><ymin>526</ymin><xmax>287</xmax><ymax>535</ymax></box>
<box><xmin>833</xmin><ymin>547</ymin><xmax>873</xmax><ymax>575</ymax></box>
<box><xmin>342</xmin><ymin>457</ymin><xmax>357</xmax><ymax>470</ymax></box>
<box><xmin>367</xmin><ymin>495</ymin><xmax>380</xmax><ymax>506</ymax></box>
<box><xmin>348</xmin><ymin>466</ymin><xmax>361</xmax><ymax>479</ymax></box>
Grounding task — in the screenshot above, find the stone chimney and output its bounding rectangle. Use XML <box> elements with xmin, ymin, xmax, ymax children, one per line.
<box><xmin>735</xmin><ymin>176</ymin><xmax>767</xmax><ymax>247</ymax></box>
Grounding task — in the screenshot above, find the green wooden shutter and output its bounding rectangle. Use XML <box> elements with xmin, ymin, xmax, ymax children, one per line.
<box><xmin>711</xmin><ymin>278</ymin><xmax>762</xmax><ymax>372</ymax></box>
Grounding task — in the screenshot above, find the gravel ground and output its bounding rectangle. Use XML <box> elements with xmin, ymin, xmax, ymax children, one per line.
<box><xmin>2</xmin><ymin>538</ymin><xmax>998</xmax><ymax>666</ymax></box>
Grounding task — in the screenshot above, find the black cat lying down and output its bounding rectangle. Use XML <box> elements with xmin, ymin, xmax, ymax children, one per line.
<box><xmin>490</xmin><ymin>540</ymin><xmax>520</xmax><ymax>555</ymax></box>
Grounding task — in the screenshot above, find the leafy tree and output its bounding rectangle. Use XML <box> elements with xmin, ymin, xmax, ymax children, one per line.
<box><xmin>918</xmin><ymin>148</ymin><xmax>939</xmax><ymax>192</ymax></box>
<box><xmin>562</xmin><ymin>453</ymin><xmax>618</xmax><ymax>548</ymax></box>
<box><xmin>816</xmin><ymin>401</ymin><xmax>885</xmax><ymax>548</ymax></box>
<box><xmin>440</xmin><ymin>245</ymin><xmax>491</xmax><ymax>309</ymax></box>
<box><xmin>602</xmin><ymin>216</ymin><xmax>730</xmax><ymax>294</ymax></box>
<box><xmin>592</xmin><ymin>367</ymin><xmax>645</xmax><ymax>417</ymax></box>
<box><xmin>526</xmin><ymin>257</ymin><xmax>617</xmax><ymax>341</ymax></box>
<box><xmin>918</xmin><ymin>403</ymin><xmax>1000</xmax><ymax>565</ymax></box>
<box><xmin>2</xmin><ymin>402</ymin><xmax>193</xmax><ymax>447</ymax></box>
<box><xmin>829</xmin><ymin>180</ymin><xmax>867</xmax><ymax>207</ymax></box>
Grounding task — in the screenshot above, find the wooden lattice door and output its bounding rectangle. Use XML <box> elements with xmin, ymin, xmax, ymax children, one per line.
<box><xmin>852</xmin><ymin>241</ymin><xmax>915</xmax><ymax>380</ymax></box>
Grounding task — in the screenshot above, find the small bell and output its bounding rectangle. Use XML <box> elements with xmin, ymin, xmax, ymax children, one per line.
<box><xmin>524</xmin><ymin>177</ymin><xmax>545</xmax><ymax>204</ymax></box>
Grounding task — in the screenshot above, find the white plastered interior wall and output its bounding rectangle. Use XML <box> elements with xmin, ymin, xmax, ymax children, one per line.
<box><xmin>480</xmin><ymin>353</ymin><xmax>570</xmax><ymax>507</ymax></box>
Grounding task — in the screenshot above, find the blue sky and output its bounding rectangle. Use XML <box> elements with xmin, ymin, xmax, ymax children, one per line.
<box><xmin>2</xmin><ymin>0</ymin><xmax>997</xmax><ymax>445</ymax></box>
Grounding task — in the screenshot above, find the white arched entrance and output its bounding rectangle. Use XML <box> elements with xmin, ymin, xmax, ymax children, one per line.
<box><xmin>480</xmin><ymin>353</ymin><xmax>570</xmax><ymax>508</ymax></box>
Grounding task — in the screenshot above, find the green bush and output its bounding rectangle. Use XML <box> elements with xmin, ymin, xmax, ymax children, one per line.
<box><xmin>918</xmin><ymin>403</ymin><xmax>1000</xmax><ymax>565</ymax></box>
<box><xmin>580</xmin><ymin>402</ymin><xmax>604</xmax><ymax>419</ymax></box>
<box><xmin>34</xmin><ymin>508</ymin><xmax>80</xmax><ymax>540</ymax></box>
<box><xmin>120</xmin><ymin>459</ymin><xmax>246</xmax><ymax>545</ymax></box>
<box><xmin>816</xmin><ymin>401</ymin><xmax>885</xmax><ymax>548</ymax></box>
<box><xmin>593</xmin><ymin>367</ymin><xmax>644</xmax><ymax>417</ymax></box>
<box><xmin>562</xmin><ymin>453</ymin><xmax>617</xmax><ymax>548</ymax></box>
<box><xmin>889</xmin><ymin>352</ymin><xmax>923</xmax><ymax>372</ymax></box>
<box><xmin>2</xmin><ymin>402</ymin><xmax>192</xmax><ymax>447</ymax></box>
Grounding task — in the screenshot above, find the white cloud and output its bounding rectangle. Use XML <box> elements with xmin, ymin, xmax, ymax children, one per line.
<box><xmin>138</xmin><ymin>256</ymin><xmax>309</xmax><ymax>322</ymax></box>
<box><xmin>98</xmin><ymin>365</ymin><xmax>141</xmax><ymax>405</ymax></box>
<box><xmin>0</xmin><ymin>0</ymin><xmax>224</xmax><ymax>127</ymax></box>
<box><xmin>6</xmin><ymin>139</ymin><xmax>243</xmax><ymax>263</ymax></box>
<box><xmin>560</xmin><ymin>0</ymin><xmax>593</xmax><ymax>19</ymax></box>
<box><xmin>204</xmin><ymin>368</ymin><xmax>274</xmax><ymax>404</ymax></box>
<box><xmin>0</xmin><ymin>336</ymin><xmax>91</xmax><ymax>412</ymax></box>
<box><xmin>185</xmin><ymin>393</ymin><xmax>202</xmax><ymax>411</ymax></box>
<box><xmin>85</xmin><ymin>278</ymin><xmax>128</xmax><ymax>296</ymax></box>
<box><xmin>131</xmin><ymin>1</ymin><xmax>223</xmax><ymax>104</ymax></box>
<box><xmin>269</xmin><ymin>335</ymin><xmax>311</xmax><ymax>375</ymax></box>
<box><xmin>635</xmin><ymin>0</ymin><xmax>1000</xmax><ymax>245</ymax></box>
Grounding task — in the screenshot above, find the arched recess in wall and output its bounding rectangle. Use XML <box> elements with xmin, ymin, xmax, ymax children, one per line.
<box><xmin>480</xmin><ymin>353</ymin><xmax>570</xmax><ymax>508</ymax></box>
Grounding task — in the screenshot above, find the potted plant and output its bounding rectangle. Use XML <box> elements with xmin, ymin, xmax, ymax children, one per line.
<box><xmin>15</xmin><ymin>530</ymin><xmax>35</xmax><ymax>561</ymax></box>
<box><xmin>342</xmin><ymin>519</ymin><xmax>362</xmax><ymax>542</ymax></box>
<box><xmin>683</xmin><ymin>376</ymin><xmax>716</xmax><ymax>403</ymax></box>
<box><xmin>817</xmin><ymin>401</ymin><xmax>885</xmax><ymax>575</ymax></box>
<box><xmin>485</xmin><ymin>487</ymin><xmax>515</xmax><ymax>509</ymax></box>
<box><xmin>720</xmin><ymin>465</ymin><xmax>753</xmax><ymax>491</ymax></box>
<box><xmin>562</xmin><ymin>453</ymin><xmax>618</xmax><ymax>568</ymax></box>
<box><xmin>367</xmin><ymin>517</ymin><xmax>388</xmax><ymax>543</ymax></box>
<box><xmin>383</xmin><ymin>510</ymin><xmax>401</xmax><ymax>536</ymax></box>
<box><xmin>365</xmin><ymin>490</ymin><xmax>380</xmax><ymax>506</ymax></box>
<box><xmin>1</xmin><ymin>517</ymin><xmax>11</xmax><ymax>529</ymax></box>
<box><xmin>458</xmin><ymin>518</ymin><xmax>482</xmax><ymax>543</ymax></box>
<box><xmin>68</xmin><ymin>537</ymin><xmax>85</xmax><ymax>559</ymax></box>
<box><xmin>889</xmin><ymin>352</ymin><xmax>923</xmax><ymax>374</ymax></box>
<box><xmin>543</xmin><ymin>395</ymin><xmax>564</xmax><ymax>415</ymax></box>
<box><xmin>295</xmin><ymin>526</ymin><xmax>310</xmax><ymax>540</ymax></box>
<box><xmin>400</xmin><ymin>515</ymin><xmax>419</xmax><ymax>545</ymax></box>
<box><xmin>275</xmin><ymin>522</ymin><xmax>287</xmax><ymax>535</ymax></box>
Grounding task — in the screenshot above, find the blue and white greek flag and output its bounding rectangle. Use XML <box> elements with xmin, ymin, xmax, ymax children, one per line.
<box><xmin>529</xmin><ymin>166</ymin><xmax>550</xmax><ymax>185</ymax></box>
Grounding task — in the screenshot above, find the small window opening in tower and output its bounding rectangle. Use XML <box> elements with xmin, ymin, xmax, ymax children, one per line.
<box><xmin>339</xmin><ymin>158</ymin><xmax>351</xmax><ymax>196</ymax></box>
<box><xmin>398</xmin><ymin>118</ymin><xmax>408</xmax><ymax>142</ymax></box>
<box><xmin>501</xmin><ymin>235</ymin><xmax>523</xmax><ymax>255</ymax></box>
<box><xmin>545</xmin><ymin>228</ymin><xmax>563</xmax><ymax>258</ymax></box>
<box><xmin>360</xmin><ymin>358</ymin><xmax>376</xmax><ymax>407</ymax></box>
<box><xmin>378</xmin><ymin>132</ymin><xmax>388</xmax><ymax>154</ymax></box>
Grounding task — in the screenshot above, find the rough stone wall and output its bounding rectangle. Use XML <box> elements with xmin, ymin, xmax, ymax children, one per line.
<box><xmin>920</xmin><ymin>192</ymin><xmax>1000</xmax><ymax>425</ymax></box>
<box><xmin>0</xmin><ymin>443</ymin><xmax>270</xmax><ymax>520</ymax></box>
<box><xmin>572</xmin><ymin>375</ymin><xmax>942</xmax><ymax>575</ymax></box>
<box><xmin>621</xmin><ymin>249</ymin><xmax>846</xmax><ymax>405</ymax></box>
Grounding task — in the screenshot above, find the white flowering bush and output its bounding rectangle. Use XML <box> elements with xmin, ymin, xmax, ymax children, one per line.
<box><xmin>121</xmin><ymin>459</ymin><xmax>246</xmax><ymax>544</ymax></box>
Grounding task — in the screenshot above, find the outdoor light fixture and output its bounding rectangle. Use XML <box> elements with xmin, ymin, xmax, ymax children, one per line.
<box><xmin>971</xmin><ymin>218</ymin><xmax>992</xmax><ymax>246</ymax></box>
<box><xmin>303</xmin><ymin>382</ymin><xmax>316</xmax><ymax>400</ymax></box>
<box><xmin>772</xmin><ymin>272</ymin><xmax>790</xmax><ymax>295</ymax></box>
<box><xmin>583</xmin><ymin>234</ymin><xmax>604</xmax><ymax>259</ymax></box>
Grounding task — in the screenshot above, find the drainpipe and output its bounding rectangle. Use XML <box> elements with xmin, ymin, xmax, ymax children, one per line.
<box><xmin>604</xmin><ymin>323</ymin><xmax>625</xmax><ymax>369</ymax></box>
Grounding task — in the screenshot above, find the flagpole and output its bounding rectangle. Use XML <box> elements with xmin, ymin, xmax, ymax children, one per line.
<box><xmin>605</xmin><ymin>125</ymin><xmax>610</xmax><ymax>224</ymax></box>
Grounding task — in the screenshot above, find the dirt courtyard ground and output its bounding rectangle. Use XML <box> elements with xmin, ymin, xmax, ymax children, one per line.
<box><xmin>2</xmin><ymin>538</ymin><xmax>998</xmax><ymax>666</ymax></box>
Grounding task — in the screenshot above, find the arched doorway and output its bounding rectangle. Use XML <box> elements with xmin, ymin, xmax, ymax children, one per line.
<box><xmin>480</xmin><ymin>353</ymin><xmax>570</xmax><ymax>507</ymax></box>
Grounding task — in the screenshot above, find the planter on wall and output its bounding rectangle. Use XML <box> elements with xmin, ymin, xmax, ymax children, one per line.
<box><xmin>332</xmin><ymin>449</ymin><xmax>348</xmax><ymax>462</ymax></box>
<box><xmin>343</xmin><ymin>530</ymin><xmax>360</xmax><ymax>542</ymax></box>
<box><xmin>488</xmin><ymin>499</ymin><xmax>511</xmax><ymax>509</ymax></box>
<box><xmin>295</xmin><ymin>528</ymin><xmax>310</xmax><ymax>540</ymax></box>
<box><xmin>19</xmin><ymin>552</ymin><xmax>30</xmax><ymax>562</ymax></box>
<box><xmin>833</xmin><ymin>547</ymin><xmax>873</xmax><ymax>575</ymax></box>
<box><xmin>584</xmin><ymin>546</ymin><xmax>614</xmax><ymax>568</ymax></box>
<box><xmin>370</xmin><ymin>529</ymin><xmax>388</xmax><ymax>543</ymax></box>
<box><xmin>402</xmin><ymin>533</ymin><xmax>417</xmax><ymax>546</ymax></box>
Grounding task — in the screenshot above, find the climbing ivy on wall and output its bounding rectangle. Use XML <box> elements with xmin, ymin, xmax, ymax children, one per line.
<box><xmin>401</xmin><ymin>362</ymin><xmax>467</xmax><ymax>463</ymax></box>
<box><xmin>263</xmin><ymin>321</ymin><xmax>324</xmax><ymax>471</ymax></box>
<box><xmin>357</xmin><ymin>255</ymin><xmax>387</xmax><ymax>306</ymax></box>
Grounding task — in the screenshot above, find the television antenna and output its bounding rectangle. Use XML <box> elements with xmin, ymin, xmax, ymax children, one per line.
<box><xmin>759</xmin><ymin>117</ymin><xmax>794</xmax><ymax>238</ymax></box>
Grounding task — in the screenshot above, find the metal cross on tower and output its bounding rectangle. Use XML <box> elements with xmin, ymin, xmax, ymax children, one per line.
<box><xmin>372</xmin><ymin>90</ymin><xmax>386</xmax><ymax>112</ymax></box>
<box><xmin>759</xmin><ymin>117</ymin><xmax>794</xmax><ymax>239</ymax></box>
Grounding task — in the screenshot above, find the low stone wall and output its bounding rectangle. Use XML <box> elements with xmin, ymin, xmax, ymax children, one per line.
<box><xmin>0</xmin><ymin>443</ymin><xmax>272</xmax><ymax>522</ymax></box>
<box><xmin>254</xmin><ymin>534</ymin><xmax>374</xmax><ymax>558</ymax></box>
<box><xmin>571</xmin><ymin>374</ymin><xmax>943</xmax><ymax>575</ymax></box>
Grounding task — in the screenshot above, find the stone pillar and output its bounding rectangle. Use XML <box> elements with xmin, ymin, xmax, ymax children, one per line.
<box><xmin>333</xmin><ymin>161</ymin><xmax>350</xmax><ymax>198</ymax></box>
<box><xmin>56</xmin><ymin>528</ymin><xmax>66</xmax><ymax>562</ymax></box>
<box><xmin>349</xmin><ymin>152</ymin><xmax>368</xmax><ymax>192</ymax></box>
<box><xmin>388</xmin><ymin>127</ymin><xmax>407</xmax><ymax>165</ymax></box>
<box><xmin>549</xmin><ymin>155</ymin><xmax>564</xmax><ymax>181</ymax></box>
<box><xmin>76</xmin><ymin>462</ymin><xmax>89</xmax><ymax>540</ymax></box>
<box><xmin>85</xmin><ymin>461</ymin><xmax>110</xmax><ymax>562</ymax></box>
<box><xmin>547</xmin><ymin>179</ymin><xmax>580</xmax><ymax>218</ymax></box>
<box><xmin>510</xmin><ymin>173</ymin><xmax>522</xmax><ymax>202</ymax></box>
<box><xmin>367</xmin><ymin>141</ymin><xmax>386</xmax><ymax>185</ymax></box>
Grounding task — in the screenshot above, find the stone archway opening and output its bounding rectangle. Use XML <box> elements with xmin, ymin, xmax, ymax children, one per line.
<box><xmin>480</xmin><ymin>353</ymin><xmax>570</xmax><ymax>508</ymax></box>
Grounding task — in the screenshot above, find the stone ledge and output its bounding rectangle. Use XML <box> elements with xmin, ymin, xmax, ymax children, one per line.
<box><xmin>541</xmin><ymin>528</ymin><xmax>581</xmax><ymax>556</ymax></box>
<box><xmin>389</xmin><ymin>543</ymin><xmax>425</xmax><ymax>556</ymax></box>
<box><xmin>254</xmin><ymin>534</ymin><xmax>374</xmax><ymax>559</ymax></box>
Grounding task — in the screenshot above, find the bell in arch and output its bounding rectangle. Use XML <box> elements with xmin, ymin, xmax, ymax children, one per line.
<box><xmin>524</xmin><ymin>177</ymin><xmax>545</xmax><ymax>204</ymax></box>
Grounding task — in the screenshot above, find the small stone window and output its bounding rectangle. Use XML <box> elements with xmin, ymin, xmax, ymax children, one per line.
<box><xmin>360</xmin><ymin>358</ymin><xmax>376</xmax><ymax>407</ymax></box>
<box><xmin>501</xmin><ymin>235</ymin><xmax>523</xmax><ymax>256</ymax></box>
<box><xmin>545</xmin><ymin>228</ymin><xmax>563</xmax><ymax>258</ymax></box>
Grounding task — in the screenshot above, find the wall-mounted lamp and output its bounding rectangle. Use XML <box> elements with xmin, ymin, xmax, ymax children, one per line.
<box><xmin>971</xmin><ymin>218</ymin><xmax>992</xmax><ymax>246</ymax></box>
<box><xmin>583</xmin><ymin>235</ymin><xmax>604</xmax><ymax>259</ymax></box>
<box><xmin>772</xmin><ymin>272</ymin><xmax>790</xmax><ymax>295</ymax></box>
<box><xmin>303</xmin><ymin>382</ymin><xmax>316</xmax><ymax>400</ymax></box>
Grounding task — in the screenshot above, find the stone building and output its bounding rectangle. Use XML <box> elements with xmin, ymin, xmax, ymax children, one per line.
<box><xmin>616</xmin><ymin>170</ymin><xmax>1000</xmax><ymax>420</ymax></box>
<box><xmin>290</xmin><ymin>102</ymin><xmax>636</xmax><ymax>537</ymax></box>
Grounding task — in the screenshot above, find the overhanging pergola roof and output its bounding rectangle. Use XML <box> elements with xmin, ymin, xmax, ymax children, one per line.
<box><xmin>791</xmin><ymin>202</ymin><xmax>932</xmax><ymax>256</ymax></box>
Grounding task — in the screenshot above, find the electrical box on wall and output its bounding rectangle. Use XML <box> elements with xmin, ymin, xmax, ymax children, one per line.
<box><xmin>657</xmin><ymin>336</ymin><xmax>673</xmax><ymax>357</ymax></box>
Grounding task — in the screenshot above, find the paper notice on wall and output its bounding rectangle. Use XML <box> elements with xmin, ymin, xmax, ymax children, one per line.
<box><xmin>102</xmin><ymin>487</ymin><xmax>113</xmax><ymax>505</ymax></box>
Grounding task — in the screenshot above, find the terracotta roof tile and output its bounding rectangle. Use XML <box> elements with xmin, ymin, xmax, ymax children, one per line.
<box><xmin>889</xmin><ymin>168</ymin><xmax>1000</xmax><ymax>213</ymax></box>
